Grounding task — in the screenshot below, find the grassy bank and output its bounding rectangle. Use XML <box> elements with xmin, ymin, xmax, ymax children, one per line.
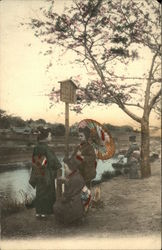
<box><xmin>1</xmin><ymin>158</ymin><xmax>161</xmax><ymax>239</ymax></box>
<box><xmin>0</xmin><ymin>168</ymin><xmax>119</xmax><ymax>217</ymax></box>
<box><xmin>1</xmin><ymin>198</ymin><xmax>25</xmax><ymax>217</ymax></box>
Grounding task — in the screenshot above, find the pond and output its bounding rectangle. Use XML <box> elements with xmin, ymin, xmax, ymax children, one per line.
<box><xmin>0</xmin><ymin>158</ymin><xmax>118</xmax><ymax>203</ymax></box>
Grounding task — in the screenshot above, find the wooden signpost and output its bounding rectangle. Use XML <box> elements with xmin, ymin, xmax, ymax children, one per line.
<box><xmin>56</xmin><ymin>79</ymin><xmax>77</xmax><ymax>199</ymax></box>
<box><xmin>59</xmin><ymin>79</ymin><xmax>77</xmax><ymax>158</ymax></box>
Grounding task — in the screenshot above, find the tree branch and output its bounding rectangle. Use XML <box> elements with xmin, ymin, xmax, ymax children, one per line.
<box><xmin>150</xmin><ymin>78</ymin><xmax>162</xmax><ymax>85</ymax></box>
<box><xmin>152</xmin><ymin>62</ymin><xmax>161</xmax><ymax>77</ymax></box>
<box><xmin>116</xmin><ymin>97</ymin><xmax>141</xmax><ymax>123</ymax></box>
<box><xmin>124</xmin><ymin>102</ymin><xmax>144</xmax><ymax>109</ymax></box>
<box><xmin>148</xmin><ymin>89</ymin><xmax>161</xmax><ymax>114</ymax></box>
<box><xmin>144</xmin><ymin>51</ymin><xmax>159</xmax><ymax>111</ymax></box>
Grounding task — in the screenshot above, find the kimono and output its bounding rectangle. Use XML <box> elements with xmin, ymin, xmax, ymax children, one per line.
<box><xmin>53</xmin><ymin>169</ymin><xmax>85</xmax><ymax>224</ymax></box>
<box><xmin>70</xmin><ymin>141</ymin><xmax>96</xmax><ymax>188</ymax></box>
<box><xmin>29</xmin><ymin>141</ymin><xmax>62</xmax><ymax>214</ymax></box>
<box><xmin>125</xmin><ymin>142</ymin><xmax>140</xmax><ymax>163</ymax></box>
<box><xmin>125</xmin><ymin>142</ymin><xmax>140</xmax><ymax>179</ymax></box>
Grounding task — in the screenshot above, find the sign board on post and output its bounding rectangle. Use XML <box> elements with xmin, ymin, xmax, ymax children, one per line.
<box><xmin>57</xmin><ymin>79</ymin><xmax>77</xmax><ymax>197</ymax></box>
<box><xmin>60</xmin><ymin>79</ymin><xmax>77</xmax><ymax>104</ymax></box>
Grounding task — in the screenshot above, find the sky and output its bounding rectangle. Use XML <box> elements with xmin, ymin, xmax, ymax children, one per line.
<box><xmin>0</xmin><ymin>0</ymin><xmax>161</xmax><ymax>134</ymax></box>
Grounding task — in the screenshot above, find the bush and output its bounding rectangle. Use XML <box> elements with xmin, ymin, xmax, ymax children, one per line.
<box><xmin>1</xmin><ymin>190</ymin><xmax>35</xmax><ymax>217</ymax></box>
<box><xmin>92</xmin><ymin>170</ymin><xmax>121</xmax><ymax>186</ymax></box>
<box><xmin>101</xmin><ymin>171</ymin><xmax>115</xmax><ymax>181</ymax></box>
<box><xmin>91</xmin><ymin>179</ymin><xmax>102</xmax><ymax>187</ymax></box>
<box><xmin>114</xmin><ymin>169</ymin><xmax>122</xmax><ymax>176</ymax></box>
<box><xmin>52</xmin><ymin>124</ymin><xmax>65</xmax><ymax>136</ymax></box>
<box><xmin>1</xmin><ymin>198</ymin><xmax>25</xmax><ymax>217</ymax></box>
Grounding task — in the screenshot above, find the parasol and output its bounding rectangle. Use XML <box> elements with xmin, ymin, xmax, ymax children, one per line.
<box><xmin>78</xmin><ymin>119</ymin><xmax>115</xmax><ymax>160</ymax></box>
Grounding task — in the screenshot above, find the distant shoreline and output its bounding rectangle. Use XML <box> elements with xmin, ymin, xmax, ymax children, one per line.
<box><xmin>0</xmin><ymin>135</ymin><xmax>160</xmax><ymax>172</ymax></box>
<box><xmin>0</xmin><ymin>161</ymin><xmax>31</xmax><ymax>172</ymax></box>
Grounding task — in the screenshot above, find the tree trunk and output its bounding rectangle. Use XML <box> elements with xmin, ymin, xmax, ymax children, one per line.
<box><xmin>140</xmin><ymin>118</ymin><xmax>151</xmax><ymax>178</ymax></box>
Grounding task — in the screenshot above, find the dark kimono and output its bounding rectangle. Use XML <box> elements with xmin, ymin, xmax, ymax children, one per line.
<box><xmin>29</xmin><ymin>141</ymin><xmax>62</xmax><ymax>214</ymax></box>
<box><xmin>125</xmin><ymin>143</ymin><xmax>140</xmax><ymax>179</ymax></box>
<box><xmin>53</xmin><ymin>170</ymin><xmax>85</xmax><ymax>224</ymax></box>
<box><xmin>125</xmin><ymin>143</ymin><xmax>140</xmax><ymax>163</ymax></box>
<box><xmin>70</xmin><ymin>142</ymin><xmax>96</xmax><ymax>188</ymax></box>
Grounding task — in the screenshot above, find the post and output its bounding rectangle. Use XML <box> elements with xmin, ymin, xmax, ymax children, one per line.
<box><xmin>56</xmin><ymin>102</ymin><xmax>69</xmax><ymax>200</ymax></box>
<box><xmin>58</xmin><ymin>79</ymin><xmax>77</xmax><ymax>199</ymax></box>
<box><xmin>65</xmin><ymin>102</ymin><xmax>69</xmax><ymax>158</ymax></box>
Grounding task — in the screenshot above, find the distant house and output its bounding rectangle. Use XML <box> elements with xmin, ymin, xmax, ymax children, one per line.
<box><xmin>29</xmin><ymin>121</ymin><xmax>48</xmax><ymax>129</ymax></box>
<box><xmin>11</xmin><ymin>126</ymin><xmax>32</xmax><ymax>135</ymax></box>
<box><xmin>0</xmin><ymin>128</ymin><xmax>11</xmax><ymax>134</ymax></box>
<box><xmin>28</xmin><ymin>121</ymin><xmax>53</xmax><ymax>134</ymax></box>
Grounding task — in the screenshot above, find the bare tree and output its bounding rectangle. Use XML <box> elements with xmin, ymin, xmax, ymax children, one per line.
<box><xmin>29</xmin><ymin>0</ymin><xmax>161</xmax><ymax>178</ymax></box>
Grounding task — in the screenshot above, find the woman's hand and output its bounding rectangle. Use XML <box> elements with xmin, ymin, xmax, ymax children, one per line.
<box><xmin>76</xmin><ymin>150</ymin><xmax>81</xmax><ymax>156</ymax></box>
<box><xmin>76</xmin><ymin>150</ymin><xmax>84</xmax><ymax>159</ymax></box>
<box><xmin>57</xmin><ymin>176</ymin><xmax>66</xmax><ymax>183</ymax></box>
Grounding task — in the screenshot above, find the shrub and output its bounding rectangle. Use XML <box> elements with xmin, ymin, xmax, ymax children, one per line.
<box><xmin>1</xmin><ymin>190</ymin><xmax>35</xmax><ymax>217</ymax></box>
<box><xmin>1</xmin><ymin>198</ymin><xmax>25</xmax><ymax>217</ymax></box>
<box><xmin>91</xmin><ymin>179</ymin><xmax>102</xmax><ymax>187</ymax></box>
<box><xmin>101</xmin><ymin>171</ymin><xmax>115</xmax><ymax>181</ymax></box>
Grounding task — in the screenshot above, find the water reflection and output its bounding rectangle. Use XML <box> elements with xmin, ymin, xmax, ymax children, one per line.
<box><xmin>95</xmin><ymin>158</ymin><xmax>117</xmax><ymax>180</ymax></box>
<box><xmin>0</xmin><ymin>168</ymin><xmax>35</xmax><ymax>203</ymax></box>
<box><xmin>0</xmin><ymin>158</ymin><xmax>116</xmax><ymax>203</ymax></box>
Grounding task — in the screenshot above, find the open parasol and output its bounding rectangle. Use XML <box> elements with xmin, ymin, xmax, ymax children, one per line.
<box><xmin>78</xmin><ymin>119</ymin><xmax>115</xmax><ymax>160</ymax></box>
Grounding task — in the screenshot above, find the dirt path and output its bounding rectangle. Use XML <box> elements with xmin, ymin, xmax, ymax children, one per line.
<box><xmin>1</xmin><ymin>158</ymin><xmax>161</xmax><ymax>240</ymax></box>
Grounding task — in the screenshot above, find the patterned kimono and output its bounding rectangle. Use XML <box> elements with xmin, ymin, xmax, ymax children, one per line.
<box><xmin>29</xmin><ymin>141</ymin><xmax>62</xmax><ymax>214</ymax></box>
<box><xmin>70</xmin><ymin>141</ymin><xmax>96</xmax><ymax>188</ymax></box>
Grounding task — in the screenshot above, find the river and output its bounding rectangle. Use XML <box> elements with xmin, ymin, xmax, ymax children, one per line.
<box><xmin>0</xmin><ymin>158</ymin><xmax>118</xmax><ymax>203</ymax></box>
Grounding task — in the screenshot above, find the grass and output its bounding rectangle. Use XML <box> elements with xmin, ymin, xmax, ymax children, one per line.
<box><xmin>0</xmin><ymin>168</ymin><xmax>128</xmax><ymax>218</ymax></box>
<box><xmin>92</xmin><ymin>169</ymin><xmax>122</xmax><ymax>186</ymax></box>
<box><xmin>1</xmin><ymin>190</ymin><xmax>35</xmax><ymax>217</ymax></box>
<box><xmin>1</xmin><ymin>198</ymin><xmax>25</xmax><ymax>217</ymax></box>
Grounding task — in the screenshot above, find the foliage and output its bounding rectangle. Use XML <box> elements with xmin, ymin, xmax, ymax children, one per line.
<box><xmin>1</xmin><ymin>197</ymin><xmax>25</xmax><ymax>217</ymax></box>
<box><xmin>103</xmin><ymin>123</ymin><xmax>134</xmax><ymax>132</ymax></box>
<box><xmin>51</xmin><ymin>123</ymin><xmax>65</xmax><ymax>136</ymax></box>
<box><xmin>0</xmin><ymin>110</ymin><xmax>10</xmax><ymax>128</ymax></box>
<box><xmin>28</xmin><ymin>0</ymin><xmax>161</xmax><ymax>177</ymax></box>
<box><xmin>101</xmin><ymin>170</ymin><xmax>116</xmax><ymax>181</ymax></box>
<box><xmin>1</xmin><ymin>189</ymin><xmax>35</xmax><ymax>217</ymax></box>
<box><xmin>0</xmin><ymin>109</ymin><xmax>26</xmax><ymax>128</ymax></box>
<box><xmin>1</xmin><ymin>109</ymin><xmax>134</xmax><ymax>136</ymax></box>
<box><xmin>28</xmin><ymin>0</ymin><xmax>161</xmax><ymax>118</ymax></box>
<box><xmin>69</xmin><ymin>122</ymin><xmax>79</xmax><ymax>136</ymax></box>
<box><xmin>35</xmin><ymin>118</ymin><xmax>46</xmax><ymax>124</ymax></box>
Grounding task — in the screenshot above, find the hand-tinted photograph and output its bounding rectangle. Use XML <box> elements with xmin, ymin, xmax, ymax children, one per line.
<box><xmin>0</xmin><ymin>0</ymin><xmax>161</xmax><ymax>249</ymax></box>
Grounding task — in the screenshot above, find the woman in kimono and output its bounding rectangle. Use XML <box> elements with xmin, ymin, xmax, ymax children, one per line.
<box><xmin>29</xmin><ymin>129</ymin><xmax>62</xmax><ymax>218</ymax></box>
<box><xmin>125</xmin><ymin>135</ymin><xmax>140</xmax><ymax>179</ymax></box>
<box><xmin>70</xmin><ymin>126</ymin><xmax>97</xmax><ymax>188</ymax></box>
<box><xmin>53</xmin><ymin>158</ymin><xmax>85</xmax><ymax>224</ymax></box>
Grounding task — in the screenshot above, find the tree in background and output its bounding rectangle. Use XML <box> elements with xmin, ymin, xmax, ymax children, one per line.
<box><xmin>11</xmin><ymin>116</ymin><xmax>26</xmax><ymax>128</ymax></box>
<box><xmin>0</xmin><ymin>109</ymin><xmax>10</xmax><ymax>128</ymax></box>
<box><xmin>103</xmin><ymin>123</ymin><xmax>134</xmax><ymax>133</ymax></box>
<box><xmin>51</xmin><ymin>123</ymin><xmax>65</xmax><ymax>136</ymax></box>
<box><xmin>69</xmin><ymin>122</ymin><xmax>79</xmax><ymax>136</ymax></box>
<box><xmin>29</xmin><ymin>0</ymin><xmax>161</xmax><ymax>177</ymax></box>
<box><xmin>0</xmin><ymin>109</ymin><xmax>26</xmax><ymax>128</ymax></box>
<box><xmin>35</xmin><ymin>118</ymin><xmax>46</xmax><ymax>125</ymax></box>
